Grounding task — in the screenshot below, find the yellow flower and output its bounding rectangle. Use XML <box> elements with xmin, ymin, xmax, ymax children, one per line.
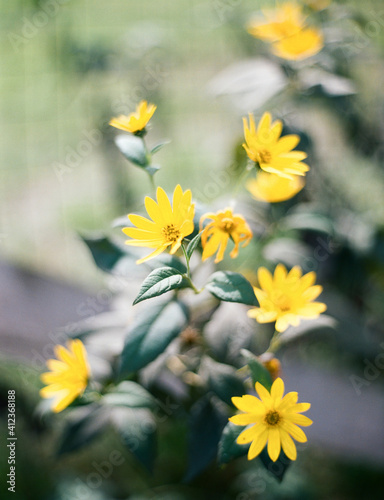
<box><xmin>200</xmin><ymin>208</ymin><xmax>253</xmax><ymax>263</ymax></box>
<box><xmin>123</xmin><ymin>185</ymin><xmax>195</xmax><ymax>264</ymax></box>
<box><xmin>248</xmin><ymin>264</ymin><xmax>327</xmax><ymax>332</ymax></box>
<box><xmin>272</xmin><ymin>27</ymin><xmax>324</xmax><ymax>61</ymax></box>
<box><xmin>247</xmin><ymin>171</ymin><xmax>304</xmax><ymax>203</ymax></box>
<box><xmin>248</xmin><ymin>2</ymin><xmax>306</xmax><ymax>42</ymax></box>
<box><xmin>243</xmin><ymin>112</ymin><xmax>309</xmax><ymax>179</ymax></box>
<box><xmin>40</xmin><ymin>339</ymin><xmax>90</xmax><ymax>413</ymax></box>
<box><xmin>248</xmin><ymin>2</ymin><xmax>323</xmax><ymax>61</ymax></box>
<box><xmin>109</xmin><ymin>100</ymin><xmax>156</xmax><ymax>134</ymax></box>
<box><xmin>229</xmin><ymin>377</ymin><xmax>312</xmax><ymax>461</ymax></box>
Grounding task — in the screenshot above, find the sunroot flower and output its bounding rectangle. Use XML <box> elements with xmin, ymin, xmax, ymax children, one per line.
<box><xmin>123</xmin><ymin>185</ymin><xmax>195</xmax><ymax>264</ymax></box>
<box><xmin>247</xmin><ymin>2</ymin><xmax>323</xmax><ymax>61</ymax></box>
<box><xmin>109</xmin><ymin>100</ymin><xmax>156</xmax><ymax>134</ymax></box>
<box><xmin>40</xmin><ymin>340</ymin><xmax>90</xmax><ymax>413</ymax></box>
<box><xmin>243</xmin><ymin>112</ymin><xmax>309</xmax><ymax>179</ymax></box>
<box><xmin>246</xmin><ymin>171</ymin><xmax>304</xmax><ymax>203</ymax></box>
<box><xmin>200</xmin><ymin>208</ymin><xmax>253</xmax><ymax>263</ymax></box>
<box><xmin>248</xmin><ymin>264</ymin><xmax>327</xmax><ymax>332</ymax></box>
<box><xmin>229</xmin><ymin>377</ymin><xmax>312</xmax><ymax>461</ymax></box>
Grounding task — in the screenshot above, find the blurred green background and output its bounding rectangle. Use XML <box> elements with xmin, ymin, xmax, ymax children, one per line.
<box><xmin>1</xmin><ymin>0</ymin><xmax>384</xmax><ymax>499</ymax></box>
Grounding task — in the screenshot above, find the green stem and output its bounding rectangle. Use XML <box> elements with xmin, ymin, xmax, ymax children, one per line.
<box><xmin>266</xmin><ymin>330</ymin><xmax>281</xmax><ymax>354</ymax></box>
<box><xmin>181</xmin><ymin>244</ymin><xmax>203</xmax><ymax>294</ymax></box>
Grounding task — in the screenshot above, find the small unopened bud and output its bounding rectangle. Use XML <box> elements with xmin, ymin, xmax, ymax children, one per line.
<box><xmin>259</xmin><ymin>353</ymin><xmax>282</xmax><ymax>381</ymax></box>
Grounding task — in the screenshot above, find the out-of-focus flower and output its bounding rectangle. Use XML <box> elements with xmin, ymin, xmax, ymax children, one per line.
<box><xmin>229</xmin><ymin>377</ymin><xmax>312</xmax><ymax>461</ymax></box>
<box><xmin>259</xmin><ymin>353</ymin><xmax>282</xmax><ymax>381</ymax></box>
<box><xmin>248</xmin><ymin>2</ymin><xmax>305</xmax><ymax>42</ymax></box>
<box><xmin>247</xmin><ymin>2</ymin><xmax>323</xmax><ymax>61</ymax></box>
<box><xmin>248</xmin><ymin>264</ymin><xmax>327</xmax><ymax>332</ymax></box>
<box><xmin>109</xmin><ymin>100</ymin><xmax>156</xmax><ymax>134</ymax></box>
<box><xmin>243</xmin><ymin>112</ymin><xmax>309</xmax><ymax>179</ymax></box>
<box><xmin>247</xmin><ymin>171</ymin><xmax>304</xmax><ymax>203</ymax></box>
<box><xmin>200</xmin><ymin>208</ymin><xmax>253</xmax><ymax>263</ymax></box>
<box><xmin>272</xmin><ymin>27</ymin><xmax>323</xmax><ymax>60</ymax></box>
<box><xmin>40</xmin><ymin>340</ymin><xmax>90</xmax><ymax>413</ymax></box>
<box><xmin>123</xmin><ymin>185</ymin><xmax>195</xmax><ymax>264</ymax></box>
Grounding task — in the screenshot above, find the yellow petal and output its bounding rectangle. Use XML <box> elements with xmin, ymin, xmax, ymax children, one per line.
<box><xmin>280</xmin><ymin>429</ymin><xmax>297</xmax><ymax>460</ymax></box>
<box><xmin>248</xmin><ymin>428</ymin><xmax>269</xmax><ymax>460</ymax></box>
<box><xmin>267</xmin><ymin>427</ymin><xmax>281</xmax><ymax>462</ymax></box>
<box><xmin>282</xmin><ymin>421</ymin><xmax>308</xmax><ymax>442</ymax></box>
<box><xmin>232</xmin><ymin>395</ymin><xmax>264</xmax><ymax>413</ymax></box>
<box><xmin>270</xmin><ymin>377</ymin><xmax>285</xmax><ymax>403</ymax></box>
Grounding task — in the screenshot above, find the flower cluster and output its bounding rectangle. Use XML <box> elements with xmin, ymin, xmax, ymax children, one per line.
<box><xmin>248</xmin><ymin>1</ymin><xmax>324</xmax><ymax>61</ymax></box>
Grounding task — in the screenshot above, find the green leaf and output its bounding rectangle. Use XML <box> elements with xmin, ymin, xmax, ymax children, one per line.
<box><xmin>115</xmin><ymin>134</ymin><xmax>149</xmax><ymax>167</ymax></box>
<box><xmin>102</xmin><ymin>381</ymin><xmax>156</xmax><ymax>409</ymax></box>
<box><xmin>186</xmin><ymin>232</ymin><xmax>202</xmax><ymax>260</ymax></box>
<box><xmin>184</xmin><ymin>396</ymin><xmax>227</xmax><ymax>481</ymax></box>
<box><xmin>111</xmin><ymin>407</ymin><xmax>156</xmax><ymax>472</ymax></box>
<box><xmin>218</xmin><ymin>421</ymin><xmax>249</xmax><ymax>464</ymax></box>
<box><xmin>206</xmin><ymin>271</ymin><xmax>257</xmax><ymax>306</ymax></box>
<box><xmin>259</xmin><ymin>447</ymin><xmax>291</xmax><ymax>482</ymax></box>
<box><xmin>119</xmin><ymin>300</ymin><xmax>189</xmax><ymax>375</ymax></box>
<box><xmin>56</xmin><ymin>405</ymin><xmax>109</xmax><ymax>455</ymax></box>
<box><xmin>241</xmin><ymin>349</ymin><xmax>273</xmax><ymax>390</ymax></box>
<box><xmin>133</xmin><ymin>267</ymin><xmax>184</xmax><ymax>305</ymax></box>
<box><xmin>82</xmin><ymin>235</ymin><xmax>131</xmax><ymax>273</ymax></box>
<box><xmin>278</xmin><ymin>315</ymin><xmax>338</xmax><ymax>347</ymax></box>
<box><xmin>150</xmin><ymin>139</ymin><xmax>170</xmax><ymax>155</ymax></box>
<box><xmin>201</xmin><ymin>356</ymin><xmax>245</xmax><ymax>406</ymax></box>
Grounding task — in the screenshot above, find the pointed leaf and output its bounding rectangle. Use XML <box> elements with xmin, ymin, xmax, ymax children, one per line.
<box><xmin>201</xmin><ymin>356</ymin><xmax>245</xmax><ymax>406</ymax></box>
<box><xmin>133</xmin><ymin>267</ymin><xmax>184</xmax><ymax>305</ymax></box>
<box><xmin>184</xmin><ymin>396</ymin><xmax>227</xmax><ymax>481</ymax></box>
<box><xmin>115</xmin><ymin>134</ymin><xmax>149</xmax><ymax>167</ymax></box>
<box><xmin>186</xmin><ymin>232</ymin><xmax>202</xmax><ymax>260</ymax></box>
<box><xmin>150</xmin><ymin>139</ymin><xmax>170</xmax><ymax>155</ymax></box>
<box><xmin>218</xmin><ymin>421</ymin><xmax>249</xmax><ymax>464</ymax></box>
<box><xmin>111</xmin><ymin>407</ymin><xmax>156</xmax><ymax>472</ymax></box>
<box><xmin>259</xmin><ymin>447</ymin><xmax>291</xmax><ymax>482</ymax></box>
<box><xmin>119</xmin><ymin>300</ymin><xmax>189</xmax><ymax>375</ymax></box>
<box><xmin>102</xmin><ymin>381</ymin><xmax>156</xmax><ymax>409</ymax></box>
<box><xmin>82</xmin><ymin>235</ymin><xmax>132</xmax><ymax>273</ymax></box>
<box><xmin>56</xmin><ymin>405</ymin><xmax>109</xmax><ymax>456</ymax></box>
<box><xmin>241</xmin><ymin>349</ymin><xmax>273</xmax><ymax>390</ymax></box>
<box><xmin>206</xmin><ymin>271</ymin><xmax>257</xmax><ymax>306</ymax></box>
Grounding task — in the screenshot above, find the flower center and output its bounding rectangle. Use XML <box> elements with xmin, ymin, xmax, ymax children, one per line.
<box><xmin>271</xmin><ymin>291</ymin><xmax>291</xmax><ymax>312</ymax></box>
<box><xmin>219</xmin><ymin>217</ymin><xmax>235</xmax><ymax>233</ymax></box>
<box><xmin>265</xmin><ymin>410</ymin><xmax>281</xmax><ymax>426</ymax></box>
<box><xmin>258</xmin><ymin>149</ymin><xmax>272</xmax><ymax>164</ymax></box>
<box><xmin>162</xmin><ymin>224</ymin><xmax>180</xmax><ymax>243</ymax></box>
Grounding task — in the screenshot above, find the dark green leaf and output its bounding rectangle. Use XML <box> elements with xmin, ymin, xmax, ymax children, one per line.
<box><xmin>218</xmin><ymin>422</ymin><xmax>249</xmax><ymax>464</ymax></box>
<box><xmin>184</xmin><ymin>396</ymin><xmax>227</xmax><ymax>481</ymax></box>
<box><xmin>102</xmin><ymin>381</ymin><xmax>156</xmax><ymax>409</ymax></box>
<box><xmin>82</xmin><ymin>235</ymin><xmax>131</xmax><ymax>273</ymax></box>
<box><xmin>206</xmin><ymin>271</ymin><xmax>257</xmax><ymax>306</ymax></box>
<box><xmin>201</xmin><ymin>356</ymin><xmax>245</xmax><ymax>406</ymax></box>
<box><xmin>283</xmin><ymin>212</ymin><xmax>334</xmax><ymax>236</ymax></box>
<box><xmin>241</xmin><ymin>349</ymin><xmax>273</xmax><ymax>390</ymax></box>
<box><xmin>115</xmin><ymin>134</ymin><xmax>149</xmax><ymax>167</ymax></box>
<box><xmin>150</xmin><ymin>140</ymin><xmax>170</xmax><ymax>155</ymax></box>
<box><xmin>133</xmin><ymin>267</ymin><xmax>184</xmax><ymax>305</ymax></box>
<box><xmin>111</xmin><ymin>407</ymin><xmax>156</xmax><ymax>472</ymax></box>
<box><xmin>278</xmin><ymin>315</ymin><xmax>338</xmax><ymax>347</ymax></box>
<box><xmin>259</xmin><ymin>447</ymin><xmax>291</xmax><ymax>482</ymax></box>
<box><xmin>143</xmin><ymin>164</ymin><xmax>160</xmax><ymax>176</ymax></box>
<box><xmin>56</xmin><ymin>405</ymin><xmax>109</xmax><ymax>455</ymax></box>
<box><xmin>119</xmin><ymin>300</ymin><xmax>189</xmax><ymax>375</ymax></box>
<box><xmin>186</xmin><ymin>232</ymin><xmax>202</xmax><ymax>260</ymax></box>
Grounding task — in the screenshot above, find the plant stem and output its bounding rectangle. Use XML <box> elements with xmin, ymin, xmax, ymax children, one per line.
<box><xmin>181</xmin><ymin>244</ymin><xmax>202</xmax><ymax>294</ymax></box>
<box><xmin>266</xmin><ymin>330</ymin><xmax>281</xmax><ymax>354</ymax></box>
